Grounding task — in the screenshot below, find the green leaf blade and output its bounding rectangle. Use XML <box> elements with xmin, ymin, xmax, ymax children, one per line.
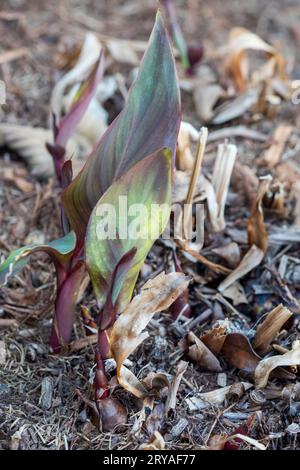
<box><xmin>85</xmin><ymin>148</ymin><xmax>172</xmax><ymax>312</ymax></box>
<box><xmin>0</xmin><ymin>231</ymin><xmax>76</xmax><ymax>286</ymax></box>
<box><xmin>62</xmin><ymin>11</ymin><xmax>180</xmax><ymax>240</ymax></box>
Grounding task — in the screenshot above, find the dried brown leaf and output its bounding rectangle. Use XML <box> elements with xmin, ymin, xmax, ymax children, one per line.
<box><xmin>109</xmin><ymin>272</ymin><xmax>190</xmax><ymax>398</ymax></box>
<box><xmin>222</xmin><ymin>332</ymin><xmax>260</xmax><ymax>372</ymax></box>
<box><xmin>201</xmin><ymin>321</ymin><xmax>228</xmax><ymax>355</ymax></box>
<box><xmin>224</xmin><ymin>27</ymin><xmax>286</xmax><ymax>92</ymax></box>
<box><xmin>187</xmin><ymin>331</ymin><xmax>222</xmax><ymax>371</ymax></box>
<box><xmin>253</xmin><ymin>304</ymin><xmax>293</xmax><ymax>355</ymax></box>
<box><xmin>247</xmin><ymin>175</ymin><xmax>272</xmax><ymax>253</ymax></box>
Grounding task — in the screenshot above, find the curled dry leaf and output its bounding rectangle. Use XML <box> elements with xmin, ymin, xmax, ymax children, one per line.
<box><xmin>165</xmin><ymin>360</ymin><xmax>188</xmax><ymax>414</ymax></box>
<box><xmin>224</xmin><ymin>27</ymin><xmax>286</xmax><ymax>92</ymax></box>
<box><xmin>222</xmin><ymin>332</ymin><xmax>261</xmax><ymax>372</ymax></box>
<box><xmin>0</xmin><ymin>124</ymin><xmax>92</xmax><ymax>180</ymax></box>
<box><xmin>247</xmin><ymin>175</ymin><xmax>272</xmax><ymax>253</ymax></box>
<box><xmin>0</xmin><ymin>124</ymin><xmax>53</xmax><ymax>179</ymax></box>
<box><xmin>193</xmin><ymin>83</ymin><xmax>223</xmax><ymax>122</ymax></box>
<box><xmin>51</xmin><ymin>33</ymin><xmax>102</xmax><ymax>120</ymax></box>
<box><xmin>187</xmin><ymin>331</ymin><xmax>222</xmax><ymax>372</ymax></box>
<box><xmin>221</xmin><ymin>282</ymin><xmax>248</xmax><ymax>306</ymax></box>
<box><xmin>186</xmin><ymin>381</ymin><xmax>252</xmax><ymax>411</ymax></box>
<box><xmin>142</xmin><ymin>372</ymin><xmax>170</xmax><ymax>394</ymax></box>
<box><xmin>139</xmin><ymin>431</ymin><xmax>165</xmax><ymax>450</ymax></box>
<box><xmin>212</xmin><ymin>242</ymin><xmax>241</xmax><ymax>269</ymax></box>
<box><xmin>109</xmin><ymin>272</ymin><xmax>190</xmax><ymax>398</ymax></box>
<box><xmin>255</xmin><ymin>340</ymin><xmax>300</xmax><ymax>389</ymax></box>
<box><xmin>218</xmin><ymin>244</ymin><xmax>264</xmax><ymax>292</ymax></box>
<box><xmin>201</xmin><ymin>320</ymin><xmax>228</xmax><ymax>356</ymax></box>
<box><xmin>253</xmin><ymin>304</ymin><xmax>293</xmax><ymax>355</ymax></box>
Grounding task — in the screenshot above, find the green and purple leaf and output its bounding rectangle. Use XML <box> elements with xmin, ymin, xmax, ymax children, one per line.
<box><xmin>0</xmin><ymin>231</ymin><xmax>76</xmax><ymax>286</ymax></box>
<box><xmin>47</xmin><ymin>51</ymin><xmax>104</xmax><ymax>182</ymax></box>
<box><xmin>62</xmin><ymin>11</ymin><xmax>180</xmax><ymax>240</ymax></box>
<box><xmin>85</xmin><ymin>147</ymin><xmax>172</xmax><ymax>313</ymax></box>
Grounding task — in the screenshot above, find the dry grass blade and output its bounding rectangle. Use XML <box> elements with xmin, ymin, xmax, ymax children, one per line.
<box><xmin>218</xmin><ymin>244</ymin><xmax>264</xmax><ymax>292</ymax></box>
<box><xmin>183</xmin><ymin>127</ymin><xmax>208</xmax><ymax>239</ymax></box>
<box><xmin>210</xmin><ymin>143</ymin><xmax>237</xmax><ymax>232</ymax></box>
<box><xmin>255</xmin><ymin>340</ymin><xmax>300</xmax><ymax>389</ymax></box>
<box><xmin>109</xmin><ymin>272</ymin><xmax>190</xmax><ymax>398</ymax></box>
<box><xmin>253</xmin><ymin>304</ymin><xmax>293</xmax><ymax>355</ymax></box>
<box><xmin>180</xmin><ymin>241</ymin><xmax>231</xmax><ymax>275</ymax></box>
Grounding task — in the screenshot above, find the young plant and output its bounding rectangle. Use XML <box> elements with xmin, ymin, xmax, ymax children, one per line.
<box><xmin>0</xmin><ymin>11</ymin><xmax>181</xmax><ymax>409</ymax></box>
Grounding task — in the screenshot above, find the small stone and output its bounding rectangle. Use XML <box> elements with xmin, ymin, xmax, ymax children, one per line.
<box><xmin>217</xmin><ymin>373</ymin><xmax>227</xmax><ymax>387</ymax></box>
<box><xmin>39</xmin><ymin>377</ymin><xmax>53</xmax><ymax>410</ymax></box>
<box><xmin>171</xmin><ymin>417</ymin><xmax>188</xmax><ymax>437</ymax></box>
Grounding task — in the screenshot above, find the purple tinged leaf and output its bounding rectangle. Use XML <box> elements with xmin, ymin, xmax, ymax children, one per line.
<box><xmin>55</xmin><ymin>51</ymin><xmax>104</xmax><ymax>149</ymax></box>
<box><xmin>46</xmin><ymin>51</ymin><xmax>104</xmax><ymax>182</ymax></box>
<box><xmin>62</xmin><ymin>11</ymin><xmax>181</xmax><ymax>241</ymax></box>
<box><xmin>49</xmin><ymin>261</ymin><xmax>86</xmax><ymax>353</ymax></box>
<box><xmin>97</xmin><ymin>247</ymin><xmax>137</xmax><ymax>331</ymax></box>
